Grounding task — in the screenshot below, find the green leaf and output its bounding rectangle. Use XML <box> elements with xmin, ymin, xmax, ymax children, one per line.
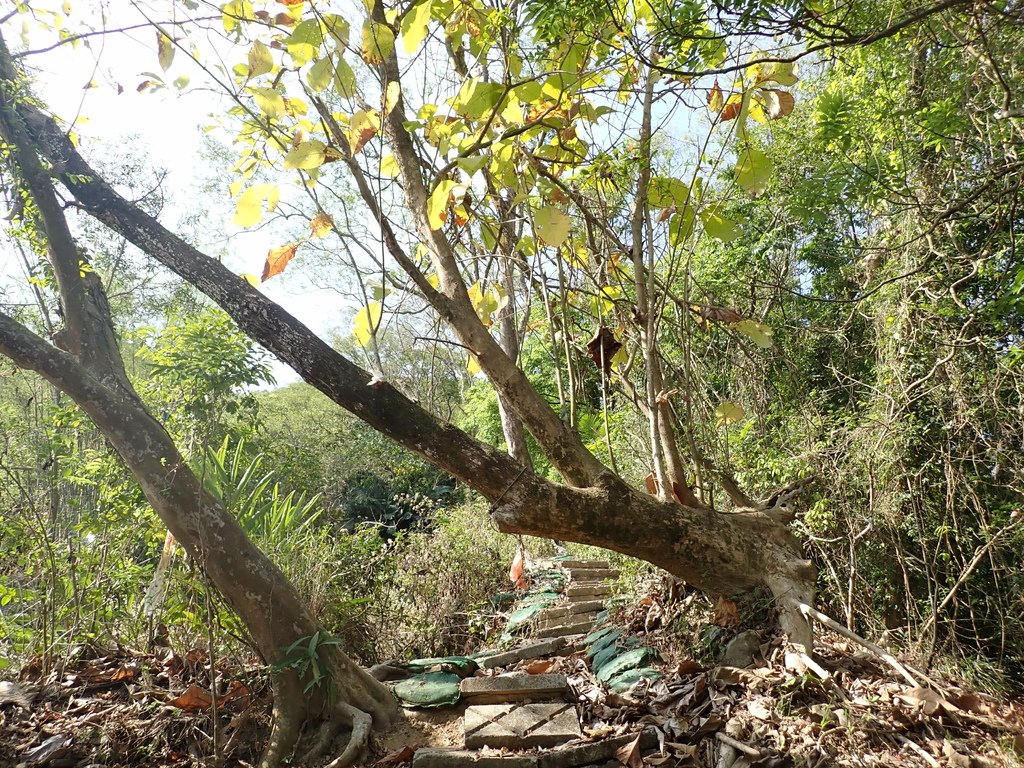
<box><xmin>400</xmin><ymin>0</ymin><xmax>432</xmax><ymax>54</ymax></box>
<box><xmin>451</xmin><ymin>78</ymin><xmax>504</xmax><ymax>119</ymax></box>
<box><xmin>306</xmin><ymin>57</ymin><xmax>333</xmax><ymax>92</ymax></box>
<box><xmin>735</xmin><ymin>147</ymin><xmax>772</xmax><ymax>196</ymax></box>
<box><xmin>251</xmin><ymin>87</ymin><xmax>285</xmax><ymax>119</ymax></box>
<box><xmin>157</xmin><ymin>31</ymin><xmax>175</xmax><ymax>71</ymax></box>
<box><xmin>714</xmin><ymin>401</ymin><xmax>745</xmax><ymax>427</ymax></box>
<box><xmin>285</xmin><ymin>19</ymin><xmax>323</xmax><ymax>67</ymax></box>
<box><xmin>608</xmin><ymin>667</ymin><xmax>662</xmax><ymax>693</ymax></box>
<box><xmin>333</xmin><ymin>55</ymin><xmax>357</xmax><ymax>100</ymax></box>
<box><xmin>283</xmin><ymin>140</ymin><xmax>327</xmax><ymax>170</ymax></box>
<box><xmin>669</xmin><ymin>205</ymin><xmax>696</xmax><ymax>247</ymax></box>
<box><xmin>248</xmin><ymin>40</ymin><xmax>273</xmax><ymax>78</ymax></box>
<box><xmin>734</xmin><ymin>319</ymin><xmax>773</xmax><ymax>348</ymax></box>
<box><xmin>427</xmin><ymin>180</ymin><xmax>457</xmax><ymax>230</ymax></box>
<box><xmin>648</xmin><ymin>177</ymin><xmax>689</xmax><ymax>208</ymax></box>
<box><xmin>221</xmin><ymin>0</ymin><xmax>254</xmax><ymax>32</ymax></box>
<box><xmin>353</xmin><ymin>301</ymin><xmax>383</xmax><ymax>347</ymax></box>
<box><xmin>361</xmin><ymin>19</ymin><xmax>395</xmax><ymax>64</ymax></box>
<box><xmin>535</xmin><ymin>205</ymin><xmax>570</xmax><ymax>246</ymax></box>
<box><xmin>596</xmin><ymin>647</ymin><xmax>657</xmax><ymax>682</ymax></box>
<box><xmin>701</xmin><ymin>208</ymin><xmax>741</xmax><ymax>241</ymax></box>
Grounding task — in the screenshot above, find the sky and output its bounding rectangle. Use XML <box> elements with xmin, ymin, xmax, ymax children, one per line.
<box><xmin>2</xmin><ymin>0</ymin><xmax>356</xmax><ymax>386</ymax></box>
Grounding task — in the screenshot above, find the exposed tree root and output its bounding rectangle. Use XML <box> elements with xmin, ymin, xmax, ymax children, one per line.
<box><xmin>323</xmin><ymin>704</ymin><xmax>373</xmax><ymax>768</ymax></box>
<box><xmin>300</xmin><ymin>719</ymin><xmax>343</xmax><ymax>764</ymax></box>
<box><xmin>258</xmin><ymin>676</ymin><xmax>304</xmax><ymax>768</ymax></box>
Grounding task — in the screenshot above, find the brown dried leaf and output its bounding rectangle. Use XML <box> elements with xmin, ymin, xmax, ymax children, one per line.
<box><xmin>586</xmin><ymin>326</ymin><xmax>622</xmax><ymax>377</ymax></box>
<box><xmin>261</xmin><ymin>242</ymin><xmax>299</xmax><ymax>282</ymax></box>
<box><xmin>166</xmin><ymin>683</ymin><xmax>214</xmax><ymax>710</ymax></box>
<box><xmin>374</xmin><ymin>745</ymin><xmax>416</xmax><ymax>765</ymax></box>
<box><xmin>713</xmin><ymin>597</ymin><xmax>740</xmax><ymax>628</ymax></box>
<box><xmin>614</xmin><ymin>734</ymin><xmax>643</xmax><ymax>768</ymax></box>
<box><xmin>643</xmin><ymin>473</ymin><xmax>658</xmax><ymax>495</ymax></box>
<box><xmin>310</xmin><ymin>212</ymin><xmax>334</xmax><ymax>238</ymax></box>
<box><xmin>524</xmin><ymin>659</ymin><xmax>556</xmax><ymax>674</ymax></box>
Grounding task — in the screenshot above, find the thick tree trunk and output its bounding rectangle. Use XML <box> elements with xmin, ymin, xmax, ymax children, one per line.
<box><xmin>16</xmin><ymin>98</ymin><xmax>816</xmax><ymax>649</ymax></box>
<box><xmin>0</xmin><ymin>315</ymin><xmax>399</xmax><ymax>765</ymax></box>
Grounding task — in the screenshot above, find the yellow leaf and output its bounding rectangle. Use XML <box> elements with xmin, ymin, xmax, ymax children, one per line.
<box><xmin>380</xmin><ymin>153</ymin><xmax>400</xmax><ymax>178</ymax></box>
<box><xmin>310</xmin><ymin>212</ymin><xmax>334</xmax><ymax>238</ymax></box>
<box><xmin>333</xmin><ymin>55</ymin><xmax>357</xmax><ymax>99</ymax></box>
<box><xmin>735</xmin><ymin>147</ymin><xmax>773</xmax><ymax>197</ymax></box>
<box><xmin>467</xmin><ymin>353</ymin><xmax>482</xmax><ymax>376</ymax></box>
<box><xmin>383</xmin><ymin>81</ymin><xmax>401</xmax><ymax>115</ymax></box>
<box><xmin>221</xmin><ymin>0</ymin><xmax>254</xmax><ymax>32</ymax></box>
<box><xmin>232</xmin><ymin>183</ymin><xmax>280</xmax><ymax>227</ymax></box>
<box><xmin>535</xmin><ymin>205</ymin><xmax>570</xmax><ymax>246</ymax></box>
<box><xmin>427</xmin><ymin>179</ymin><xmax>457</xmax><ymax>230</ymax></box>
<box><xmin>353</xmin><ymin>301</ymin><xmax>383</xmax><ymax>347</ymax></box>
<box><xmin>361</xmin><ymin>19</ymin><xmax>395</xmax><ymax>65</ymax></box>
<box><xmin>156</xmin><ymin>31</ymin><xmax>175</xmax><ymax>71</ymax></box>
<box><xmin>346</xmin><ymin>109</ymin><xmax>380</xmax><ymax>154</ymax></box>
<box><xmin>251</xmin><ymin>87</ymin><xmax>285</xmax><ymax>119</ymax></box>
<box><xmin>261</xmin><ymin>242</ymin><xmax>299</xmax><ymax>281</ymax></box>
<box><xmin>733</xmin><ymin>319</ymin><xmax>774</xmax><ymax>348</ymax></box>
<box><xmin>248</xmin><ymin>40</ymin><xmax>273</xmax><ymax>78</ymax></box>
<box><xmin>240</xmin><ymin>273</ymin><xmax>260</xmax><ymax>286</ymax></box>
<box><xmin>400</xmin><ymin>0</ymin><xmax>432</xmax><ymax>54</ymax></box>
<box><xmin>426</xmin><ymin>272</ymin><xmax>440</xmax><ymax>289</ymax></box>
<box><xmin>283</xmin><ymin>139</ymin><xmax>327</xmax><ymax>170</ymax></box>
<box><xmin>714</xmin><ymin>401</ymin><xmax>745</xmax><ymax>427</ymax></box>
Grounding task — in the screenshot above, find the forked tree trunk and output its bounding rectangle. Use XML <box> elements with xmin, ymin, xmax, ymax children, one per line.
<box><xmin>0</xmin><ymin>316</ymin><xmax>399</xmax><ymax>767</ymax></box>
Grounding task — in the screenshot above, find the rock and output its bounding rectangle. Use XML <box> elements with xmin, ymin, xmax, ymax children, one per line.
<box><xmin>720</xmin><ymin>630</ymin><xmax>761</xmax><ymax>669</ymax></box>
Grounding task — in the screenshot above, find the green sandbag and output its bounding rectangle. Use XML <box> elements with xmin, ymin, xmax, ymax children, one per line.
<box><xmin>596</xmin><ymin>647</ymin><xmax>657</xmax><ymax>682</ymax></box>
<box><xmin>607</xmin><ymin>667</ymin><xmax>662</xmax><ymax>693</ymax></box>
<box><xmin>393</xmin><ymin>672</ymin><xmax>461</xmax><ymax>708</ymax></box>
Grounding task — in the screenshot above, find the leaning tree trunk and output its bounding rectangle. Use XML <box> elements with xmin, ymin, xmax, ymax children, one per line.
<box><xmin>14</xmin><ymin>96</ymin><xmax>817</xmax><ymax>649</ymax></box>
<box><xmin>0</xmin><ymin>43</ymin><xmax>398</xmax><ymax>766</ymax></box>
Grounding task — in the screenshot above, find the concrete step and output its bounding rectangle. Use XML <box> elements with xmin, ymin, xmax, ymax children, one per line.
<box><xmin>566</xmin><ymin>568</ymin><xmax>620</xmax><ymax>582</ymax></box>
<box><xmin>565</xmin><ymin>584</ymin><xmax>612</xmax><ymax>599</ymax></box>
<box><xmin>479</xmin><ymin>637</ymin><xmax>574</xmax><ymax>670</ymax></box>
<box><xmin>535</xmin><ymin>618</ymin><xmax>597</xmax><ymax>639</ymax></box>
<box><xmin>465</xmin><ymin>702</ymin><xmax>581</xmax><ymax>749</ymax></box>
<box><xmin>414</xmin><ymin>749</ymin><xmax>538</xmax><ymax>767</ymax></box>
<box><xmin>461</xmin><ymin>673</ymin><xmax>570</xmax><ymax>704</ymax></box>
<box><xmin>536</xmin><ymin>601</ymin><xmax>604</xmax><ymax>622</ymax></box>
<box><xmin>536</xmin><ymin>611</ymin><xmax>600</xmax><ymax>633</ymax></box>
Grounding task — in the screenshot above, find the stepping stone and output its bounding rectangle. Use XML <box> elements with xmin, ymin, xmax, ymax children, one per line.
<box><xmin>536</xmin><ymin>601</ymin><xmax>604</xmax><ymax>622</ymax></box>
<box><xmin>461</xmin><ymin>673</ymin><xmax>570</xmax><ymax>704</ymax></box>
<box><xmin>536</xmin><ymin>611</ymin><xmax>600</xmax><ymax>633</ymax></box>
<box><xmin>558</xmin><ymin>559</ymin><xmax>611</xmax><ymax>570</ymax></box>
<box><xmin>414</xmin><ymin>749</ymin><xmax>538</xmax><ymax>768</ymax></box>
<box><xmin>566</xmin><ymin>584</ymin><xmax>611</xmax><ymax>598</ymax></box>
<box><xmin>566</xmin><ymin>568</ymin><xmax>620</xmax><ymax>582</ymax></box>
<box><xmin>536</xmin><ymin>618</ymin><xmax>597</xmax><ymax>639</ymax></box>
<box><xmin>479</xmin><ymin>638</ymin><xmax>572</xmax><ymax>670</ymax></box>
<box><xmin>537</xmin><ymin>728</ymin><xmax>659</xmax><ymax>768</ymax></box>
<box><xmin>465</xmin><ymin>702</ymin><xmax>582</xmax><ymax>749</ymax></box>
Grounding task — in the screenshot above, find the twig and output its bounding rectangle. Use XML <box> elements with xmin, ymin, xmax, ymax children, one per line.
<box><xmin>798</xmin><ymin>603</ymin><xmax>922</xmax><ymax>687</ymax></box>
<box><xmin>715</xmin><ymin>733</ymin><xmax>761</xmax><ymax>758</ymax></box>
<box><xmin>895</xmin><ymin>734</ymin><xmax>940</xmax><ymax>767</ymax></box>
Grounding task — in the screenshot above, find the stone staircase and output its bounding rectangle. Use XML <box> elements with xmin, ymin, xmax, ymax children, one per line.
<box><xmin>408</xmin><ymin>558</ymin><xmax>658</xmax><ymax>767</ymax></box>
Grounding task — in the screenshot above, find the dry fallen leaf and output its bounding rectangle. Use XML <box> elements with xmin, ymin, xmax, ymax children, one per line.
<box><xmin>524</xmin><ymin>659</ymin><xmax>556</xmax><ymax>675</ymax></box>
<box><xmin>615</xmin><ymin>734</ymin><xmax>643</xmax><ymax>768</ymax></box>
<box><xmin>713</xmin><ymin>597</ymin><xmax>741</xmax><ymax>628</ymax></box>
<box><xmin>166</xmin><ymin>683</ymin><xmax>214</xmax><ymax>710</ymax></box>
<box><xmin>373</xmin><ymin>745</ymin><xmax>416</xmax><ymax>765</ymax></box>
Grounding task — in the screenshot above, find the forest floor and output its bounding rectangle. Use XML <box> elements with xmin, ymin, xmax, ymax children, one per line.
<box><xmin>1</xmin><ymin>578</ymin><xmax>1022</xmax><ymax>768</ymax></box>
